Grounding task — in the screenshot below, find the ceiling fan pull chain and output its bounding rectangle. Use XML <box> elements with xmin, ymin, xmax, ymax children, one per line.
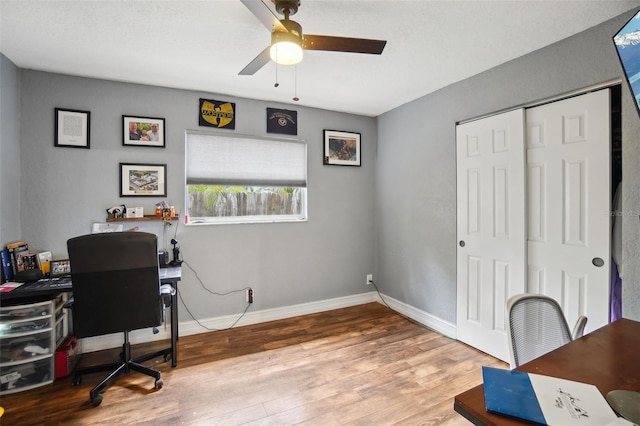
<box><xmin>293</xmin><ymin>65</ymin><xmax>299</xmax><ymax>101</ymax></box>
<box><xmin>274</xmin><ymin>61</ymin><xmax>280</xmax><ymax>87</ymax></box>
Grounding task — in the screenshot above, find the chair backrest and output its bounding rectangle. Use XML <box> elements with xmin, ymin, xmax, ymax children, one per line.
<box><xmin>506</xmin><ymin>293</ymin><xmax>573</xmax><ymax>368</ymax></box>
<box><xmin>67</xmin><ymin>232</ymin><xmax>161</xmax><ymax>338</ymax></box>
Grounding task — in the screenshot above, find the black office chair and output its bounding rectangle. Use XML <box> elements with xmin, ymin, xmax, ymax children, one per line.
<box><xmin>67</xmin><ymin>232</ymin><xmax>164</xmax><ymax>406</ymax></box>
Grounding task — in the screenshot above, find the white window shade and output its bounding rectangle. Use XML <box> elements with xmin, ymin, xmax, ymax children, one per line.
<box><xmin>186</xmin><ymin>132</ymin><xmax>306</xmax><ymax>187</ymax></box>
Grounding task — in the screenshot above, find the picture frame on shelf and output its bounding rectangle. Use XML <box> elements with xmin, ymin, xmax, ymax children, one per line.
<box><xmin>50</xmin><ymin>259</ymin><xmax>71</xmax><ymax>278</ymax></box>
<box><xmin>323</xmin><ymin>130</ymin><xmax>361</xmax><ymax>166</ymax></box>
<box><xmin>55</xmin><ymin>108</ymin><xmax>91</xmax><ymax>148</ymax></box>
<box><xmin>122</xmin><ymin>115</ymin><xmax>165</xmax><ymax>147</ymax></box>
<box><xmin>119</xmin><ymin>163</ymin><xmax>167</xmax><ymax>197</ymax></box>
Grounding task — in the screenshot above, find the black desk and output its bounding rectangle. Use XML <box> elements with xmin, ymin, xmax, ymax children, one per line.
<box><xmin>0</xmin><ymin>266</ymin><xmax>181</xmax><ymax>368</ymax></box>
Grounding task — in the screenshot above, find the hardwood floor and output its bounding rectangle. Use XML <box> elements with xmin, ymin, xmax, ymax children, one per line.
<box><xmin>0</xmin><ymin>302</ymin><xmax>506</xmax><ymax>425</ymax></box>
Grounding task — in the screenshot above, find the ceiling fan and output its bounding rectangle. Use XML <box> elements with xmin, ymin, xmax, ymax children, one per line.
<box><xmin>239</xmin><ymin>0</ymin><xmax>387</xmax><ymax>75</ymax></box>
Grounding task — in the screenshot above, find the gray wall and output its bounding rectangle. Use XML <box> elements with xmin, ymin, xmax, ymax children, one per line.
<box><xmin>14</xmin><ymin>70</ymin><xmax>377</xmax><ymax>317</ymax></box>
<box><xmin>376</xmin><ymin>9</ymin><xmax>640</xmax><ymax>323</ymax></box>
<box><xmin>0</xmin><ymin>54</ymin><xmax>21</xmax><ymax>245</ymax></box>
<box><xmin>4</xmin><ymin>7</ymin><xmax>640</xmax><ymax>330</ymax></box>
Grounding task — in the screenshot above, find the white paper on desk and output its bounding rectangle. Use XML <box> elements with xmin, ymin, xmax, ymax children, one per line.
<box><xmin>91</xmin><ymin>222</ymin><xmax>123</xmax><ymax>233</ymax></box>
<box><xmin>530</xmin><ymin>373</ymin><xmax>618</xmax><ymax>425</ymax></box>
<box><xmin>483</xmin><ymin>366</ymin><xmax>619</xmax><ymax>425</ymax></box>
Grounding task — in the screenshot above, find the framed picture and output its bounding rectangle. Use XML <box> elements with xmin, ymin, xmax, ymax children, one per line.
<box><xmin>323</xmin><ymin>130</ymin><xmax>361</xmax><ymax>166</ymax></box>
<box><xmin>55</xmin><ymin>108</ymin><xmax>90</xmax><ymax>148</ymax></box>
<box><xmin>119</xmin><ymin>163</ymin><xmax>167</xmax><ymax>197</ymax></box>
<box><xmin>123</xmin><ymin>115</ymin><xmax>165</xmax><ymax>147</ymax></box>
<box><xmin>50</xmin><ymin>259</ymin><xmax>71</xmax><ymax>278</ymax></box>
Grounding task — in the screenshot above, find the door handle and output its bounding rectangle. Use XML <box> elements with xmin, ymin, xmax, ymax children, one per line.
<box><xmin>592</xmin><ymin>257</ymin><xmax>605</xmax><ymax>267</ymax></box>
<box><xmin>459</xmin><ymin>240</ymin><xmax>465</xmax><ymax>247</ymax></box>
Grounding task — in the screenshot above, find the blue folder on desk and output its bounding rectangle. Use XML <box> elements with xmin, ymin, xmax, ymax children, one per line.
<box><xmin>483</xmin><ymin>366</ymin><xmax>546</xmax><ymax>424</ymax></box>
<box><xmin>482</xmin><ymin>366</ymin><xmax>618</xmax><ymax>425</ymax></box>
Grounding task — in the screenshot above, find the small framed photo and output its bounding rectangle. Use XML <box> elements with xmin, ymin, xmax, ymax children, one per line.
<box><xmin>323</xmin><ymin>130</ymin><xmax>361</xmax><ymax>166</ymax></box>
<box><xmin>55</xmin><ymin>108</ymin><xmax>90</xmax><ymax>148</ymax></box>
<box><xmin>123</xmin><ymin>115</ymin><xmax>165</xmax><ymax>147</ymax></box>
<box><xmin>119</xmin><ymin>163</ymin><xmax>167</xmax><ymax>197</ymax></box>
<box><xmin>50</xmin><ymin>259</ymin><xmax>71</xmax><ymax>278</ymax></box>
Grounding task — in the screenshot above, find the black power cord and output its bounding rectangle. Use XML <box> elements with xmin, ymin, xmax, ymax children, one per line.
<box><xmin>168</xmin><ymin>211</ymin><xmax>250</xmax><ymax>331</ymax></box>
<box><xmin>368</xmin><ymin>280</ymin><xmax>392</xmax><ymax>310</ymax></box>
<box><xmin>178</xmin><ymin>259</ymin><xmax>252</xmax><ymax>331</ymax></box>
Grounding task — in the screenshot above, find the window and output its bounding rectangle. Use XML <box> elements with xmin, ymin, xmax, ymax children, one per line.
<box><xmin>185</xmin><ymin>131</ymin><xmax>307</xmax><ymax>224</ymax></box>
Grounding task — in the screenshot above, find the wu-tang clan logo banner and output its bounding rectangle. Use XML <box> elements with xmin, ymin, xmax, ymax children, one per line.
<box><xmin>199</xmin><ymin>98</ymin><xmax>236</xmax><ymax>129</ymax></box>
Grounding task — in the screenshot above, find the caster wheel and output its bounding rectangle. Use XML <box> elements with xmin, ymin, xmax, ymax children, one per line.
<box><xmin>155</xmin><ymin>378</ymin><xmax>164</xmax><ymax>389</ymax></box>
<box><xmin>163</xmin><ymin>353</ymin><xmax>172</xmax><ymax>362</ymax></box>
<box><xmin>91</xmin><ymin>394</ymin><xmax>103</xmax><ymax>407</ymax></box>
<box><xmin>72</xmin><ymin>376</ymin><xmax>82</xmax><ymax>386</ymax></box>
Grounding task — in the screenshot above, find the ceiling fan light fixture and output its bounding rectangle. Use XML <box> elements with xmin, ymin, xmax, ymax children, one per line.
<box><xmin>270</xmin><ymin>31</ymin><xmax>303</xmax><ymax>65</ymax></box>
<box><xmin>239</xmin><ymin>0</ymin><xmax>387</xmax><ymax>76</ymax></box>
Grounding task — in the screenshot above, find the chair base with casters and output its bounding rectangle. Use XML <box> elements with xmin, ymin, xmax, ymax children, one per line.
<box><xmin>72</xmin><ymin>331</ymin><xmax>163</xmax><ymax>407</ymax></box>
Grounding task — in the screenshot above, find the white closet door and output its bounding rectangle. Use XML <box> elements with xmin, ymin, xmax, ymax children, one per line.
<box><xmin>456</xmin><ymin>109</ymin><xmax>526</xmax><ymax>362</ymax></box>
<box><xmin>526</xmin><ymin>89</ymin><xmax>611</xmax><ymax>333</ymax></box>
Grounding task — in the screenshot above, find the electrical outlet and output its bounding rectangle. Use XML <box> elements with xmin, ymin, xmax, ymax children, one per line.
<box><xmin>246</xmin><ymin>288</ymin><xmax>254</xmax><ymax>303</ymax></box>
<box><xmin>366</xmin><ymin>274</ymin><xmax>373</xmax><ymax>285</ymax></box>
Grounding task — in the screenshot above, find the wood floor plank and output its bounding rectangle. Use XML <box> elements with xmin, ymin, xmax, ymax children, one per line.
<box><xmin>0</xmin><ymin>302</ymin><xmax>506</xmax><ymax>425</ymax></box>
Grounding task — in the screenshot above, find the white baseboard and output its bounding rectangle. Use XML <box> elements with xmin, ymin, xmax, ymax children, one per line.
<box><xmin>80</xmin><ymin>292</ymin><xmax>378</xmax><ymax>352</ymax></box>
<box><xmin>79</xmin><ymin>291</ymin><xmax>456</xmax><ymax>353</ymax></box>
<box><xmin>374</xmin><ymin>293</ymin><xmax>456</xmax><ymax>339</ymax></box>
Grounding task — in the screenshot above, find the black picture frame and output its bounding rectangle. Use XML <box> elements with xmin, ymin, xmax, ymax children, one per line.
<box><xmin>50</xmin><ymin>259</ymin><xmax>71</xmax><ymax>278</ymax></box>
<box><xmin>123</xmin><ymin>115</ymin><xmax>166</xmax><ymax>148</ymax></box>
<box><xmin>55</xmin><ymin>108</ymin><xmax>90</xmax><ymax>148</ymax></box>
<box><xmin>119</xmin><ymin>163</ymin><xmax>167</xmax><ymax>197</ymax></box>
<box><xmin>323</xmin><ymin>130</ymin><xmax>361</xmax><ymax>166</ymax></box>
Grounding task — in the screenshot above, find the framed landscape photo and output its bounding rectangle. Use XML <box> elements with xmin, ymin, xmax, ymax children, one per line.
<box><xmin>119</xmin><ymin>163</ymin><xmax>167</xmax><ymax>197</ymax></box>
<box><xmin>123</xmin><ymin>115</ymin><xmax>165</xmax><ymax>147</ymax></box>
<box><xmin>55</xmin><ymin>108</ymin><xmax>90</xmax><ymax>148</ymax></box>
<box><xmin>323</xmin><ymin>130</ymin><xmax>361</xmax><ymax>166</ymax></box>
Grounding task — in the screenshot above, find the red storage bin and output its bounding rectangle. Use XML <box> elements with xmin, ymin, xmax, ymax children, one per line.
<box><xmin>55</xmin><ymin>336</ymin><xmax>80</xmax><ymax>379</ymax></box>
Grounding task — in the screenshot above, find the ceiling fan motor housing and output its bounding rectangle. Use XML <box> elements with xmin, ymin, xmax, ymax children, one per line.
<box><xmin>281</xmin><ymin>19</ymin><xmax>302</xmax><ymax>39</ymax></box>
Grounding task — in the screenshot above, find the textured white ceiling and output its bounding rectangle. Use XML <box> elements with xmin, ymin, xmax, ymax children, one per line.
<box><xmin>1</xmin><ymin>0</ymin><xmax>639</xmax><ymax>116</ymax></box>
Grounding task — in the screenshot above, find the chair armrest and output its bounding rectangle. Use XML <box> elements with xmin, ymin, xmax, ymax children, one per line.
<box><xmin>572</xmin><ymin>315</ymin><xmax>587</xmax><ymax>340</ymax></box>
<box><xmin>63</xmin><ymin>296</ymin><xmax>74</xmax><ymax>309</ymax></box>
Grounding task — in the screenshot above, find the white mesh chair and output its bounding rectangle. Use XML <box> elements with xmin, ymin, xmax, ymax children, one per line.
<box><xmin>506</xmin><ymin>293</ymin><xmax>587</xmax><ymax>369</ymax></box>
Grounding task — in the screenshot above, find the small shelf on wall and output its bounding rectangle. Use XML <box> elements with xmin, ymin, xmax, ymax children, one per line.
<box><xmin>106</xmin><ymin>215</ymin><xmax>178</xmax><ymax>223</ymax></box>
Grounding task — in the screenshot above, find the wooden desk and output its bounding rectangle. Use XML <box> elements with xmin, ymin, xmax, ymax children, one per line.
<box><xmin>454</xmin><ymin>318</ymin><xmax>640</xmax><ymax>425</ymax></box>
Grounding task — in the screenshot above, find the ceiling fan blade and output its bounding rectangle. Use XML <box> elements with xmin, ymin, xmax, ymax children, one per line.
<box><xmin>240</xmin><ymin>0</ymin><xmax>287</xmax><ymax>33</ymax></box>
<box><xmin>303</xmin><ymin>35</ymin><xmax>387</xmax><ymax>54</ymax></box>
<box><xmin>239</xmin><ymin>46</ymin><xmax>271</xmax><ymax>75</ymax></box>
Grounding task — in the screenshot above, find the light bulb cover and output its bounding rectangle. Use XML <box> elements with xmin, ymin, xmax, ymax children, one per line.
<box><xmin>270</xmin><ymin>31</ymin><xmax>303</xmax><ymax>65</ymax></box>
